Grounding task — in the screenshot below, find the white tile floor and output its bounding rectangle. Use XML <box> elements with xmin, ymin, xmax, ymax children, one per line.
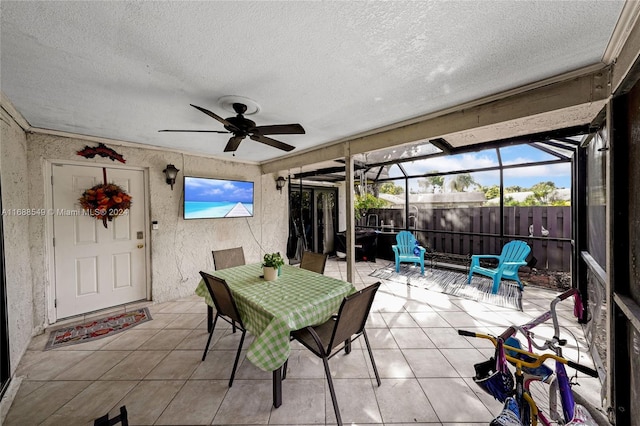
<box><xmin>4</xmin><ymin>258</ymin><xmax>603</xmax><ymax>425</ymax></box>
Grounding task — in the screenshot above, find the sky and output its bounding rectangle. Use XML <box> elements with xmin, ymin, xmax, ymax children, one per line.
<box><xmin>184</xmin><ymin>177</ymin><xmax>254</xmax><ymax>203</ymax></box>
<box><xmin>387</xmin><ymin>143</ymin><xmax>571</xmax><ymax>192</ymax></box>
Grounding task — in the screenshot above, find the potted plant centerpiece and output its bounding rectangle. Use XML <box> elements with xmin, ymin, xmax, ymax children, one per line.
<box><xmin>262</xmin><ymin>252</ymin><xmax>285</xmax><ymax>281</ymax></box>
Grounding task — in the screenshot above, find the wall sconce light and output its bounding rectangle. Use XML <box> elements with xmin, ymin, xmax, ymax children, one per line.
<box><xmin>163</xmin><ymin>164</ymin><xmax>180</xmax><ymax>190</ymax></box>
<box><xmin>275</xmin><ymin>176</ymin><xmax>286</xmax><ymax>192</ymax></box>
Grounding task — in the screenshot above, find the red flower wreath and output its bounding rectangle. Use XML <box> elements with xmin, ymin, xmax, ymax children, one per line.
<box><xmin>79</xmin><ymin>183</ymin><xmax>132</xmax><ymax>227</ymax></box>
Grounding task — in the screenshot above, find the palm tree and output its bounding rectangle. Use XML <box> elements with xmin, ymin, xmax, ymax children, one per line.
<box><xmin>416</xmin><ymin>173</ymin><xmax>444</xmax><ymax>193</ymax></box>
<box><xmin>531</xmin><ymin>181</ymin><xmax>556</xmax><ymax>204</ymax></box>
<box><xmin>448</xmin><ymin>173</ymin><xmax>477</xmax><ymax>192</ymax></box>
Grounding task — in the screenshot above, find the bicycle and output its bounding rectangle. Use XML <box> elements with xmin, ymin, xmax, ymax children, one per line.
<box><xmin>458</xmin><ymin>288</ymin><xmax>600</xmax><ymax>426</ymax></box>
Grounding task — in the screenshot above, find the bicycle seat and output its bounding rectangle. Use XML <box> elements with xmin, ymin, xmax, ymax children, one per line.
<box><xmin>504</xmin><ymin>337</ymin><xmax>554</xmax><ymax>382</ymax></box>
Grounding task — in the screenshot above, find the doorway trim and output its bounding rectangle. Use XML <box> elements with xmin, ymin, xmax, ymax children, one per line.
<box><xmin>43</xmin><ymin>159</ymin><xmax>151</xmax><ymax>325</ymax></box>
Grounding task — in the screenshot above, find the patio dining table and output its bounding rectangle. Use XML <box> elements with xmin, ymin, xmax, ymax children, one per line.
<box><xmin>195</xmin><ymin>262</ymin><xmax>355</xmax><ymax>407</ymax></box>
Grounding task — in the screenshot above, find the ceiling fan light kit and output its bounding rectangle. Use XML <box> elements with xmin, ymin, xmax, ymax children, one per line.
<box><xmin>159</xmin><ymin>98</ymin><xmax>304</xmax><ymax>154</ymax></box>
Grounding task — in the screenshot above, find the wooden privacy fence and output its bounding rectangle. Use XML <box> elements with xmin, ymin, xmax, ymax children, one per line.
<box><xmin>367</xmin><ymin>206</ymin><xmax>572</xmax><ymax>272</ymax></box>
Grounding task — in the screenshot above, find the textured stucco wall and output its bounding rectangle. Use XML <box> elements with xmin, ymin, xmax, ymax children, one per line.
<box><xmin>25</xmin><ymin>133</ymin><xmax>288</xmax><ymax>329</ymax></box>
<box><xmin>0</xmin><ymin>109</ymin><xmax>34</xmax><ymax>374</ymax></box>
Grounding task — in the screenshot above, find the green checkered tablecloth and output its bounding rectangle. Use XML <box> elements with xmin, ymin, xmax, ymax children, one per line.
<box><xmin>195</xmin><ymin>263</ymin><xmax>355</xmax><ymax>372</ymax></box>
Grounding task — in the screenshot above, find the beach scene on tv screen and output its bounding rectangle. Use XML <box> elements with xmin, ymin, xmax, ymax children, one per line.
<box><xmin>184</xmin><ymin>177</ymin><xmax>254</xmax><ymax>219</ymax></box>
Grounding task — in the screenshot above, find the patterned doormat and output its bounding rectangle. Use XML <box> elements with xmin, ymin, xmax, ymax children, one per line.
<box><xmin>370</xmin><ymin>263</ymin><xmax>523</xmax><ymax>310</ymax></box>
<box><xmin>45</xmin><ymin>308</ymin><xmax>152</xmax><ymax>350</ymax></box>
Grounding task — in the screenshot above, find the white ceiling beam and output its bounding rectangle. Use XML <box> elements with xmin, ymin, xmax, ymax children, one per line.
<box><xmin>610</xmin><ymin>2</ymin><xmax>640</xmax><ymax>93</ymax></box>
<box><xmin>262</xmin><ymin>67</ymin><xmax>611</xmax><ymax>175</ymax></box>
<box><xmin>604</xmin><ymin>0</ymin><xmax>640</xmax><ymax>93</ymax></box>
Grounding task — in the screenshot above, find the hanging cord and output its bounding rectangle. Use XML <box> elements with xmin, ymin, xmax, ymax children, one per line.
<box><xmin>173</xmin><ymin>186</ymin><xmax>188</xmax><ymax>281</ymax></box>
<box><xmin>245</xmin><ymin>217</ymin><xmax>269</xmax><ymax>257</ymax></box>
<box><xmin>244</xmin><ymin>175</ymin><xmax>272</xmax><ymax>257</ymax></box>
<box><xmin>244</xmin><ymin>173</ymin><xmax>291</xmax><ymax>259</ymax></box>
<box><xmin>173</xmin><ymin>154</ymin><xmax>188</xmax><ymax>282</ymax></box>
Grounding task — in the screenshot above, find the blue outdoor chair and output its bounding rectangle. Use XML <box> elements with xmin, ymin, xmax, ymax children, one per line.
<box><xmin>392</xmin><ymin>231</ymin><xmax>426</xmax><ymax>275</ymax></box>
<box><xmin>467</xmin><ymin>240</ymin><xmax>531</xmax><ymax>294</ymax></box>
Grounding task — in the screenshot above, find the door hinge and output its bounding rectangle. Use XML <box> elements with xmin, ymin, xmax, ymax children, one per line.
<box><xmin>54</xmin><ymin>299</ymin><xmax>57</xmax><ymax>308</ymax></box>
<box><xmin>51</xmin><ymin>175</ymin><xmax>53</xmax><ymax>186</ymax></box>
<box><xmin>52</xmin><ymin>237</ymin><xmax>55</xmax><ymax>247</ymax></box>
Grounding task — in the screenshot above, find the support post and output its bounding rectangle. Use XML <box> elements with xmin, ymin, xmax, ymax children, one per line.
<box><xmin>345</xmin><ymin>145</ymin><xmax>356</xmax><ymax>284</ymax></box>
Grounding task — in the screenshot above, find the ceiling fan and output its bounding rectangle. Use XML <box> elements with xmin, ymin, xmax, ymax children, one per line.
<box><xmin>159</xmin><ymin>103</ymin><xmax>305</xmax><ymax>153</ymax></box>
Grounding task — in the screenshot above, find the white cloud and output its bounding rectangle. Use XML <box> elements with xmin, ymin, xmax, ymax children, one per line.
<box><xmin>387</xmin><ymin>151</ymin><xmax>571</xmax><ymax>190</ymax></box>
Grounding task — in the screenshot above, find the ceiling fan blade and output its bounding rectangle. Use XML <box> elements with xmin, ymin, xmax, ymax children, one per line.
<box><xmin>224</xmin><ymin>135</ymin><xmax>245</xmax><ymax>152</ymax></box>
<box><xmin>251</xmin><ymin>124</ymin><xmax>305</xmax><ymax>135</ymax></box>
<box><xmin>249</xmin><ymin>134</ymin><xmax>295</xmax><ymax>152</ymax></box>
<box><xmin>158</xmin><ymin>129</ymin><xmax>230</xmax><ymax>133</ymax></box>
<box><xmin>190</xmin><ymin>104</ymin><xmax>239</xmax><ymax>131</ymax></box>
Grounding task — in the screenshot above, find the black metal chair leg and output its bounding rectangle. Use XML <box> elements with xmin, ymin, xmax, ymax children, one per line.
<box><xmin>229</xmin><ymin>330</ymin><xmax>246</xmax><ymax>387</ymax></box>
<box><xmin>207</xmin><ymin>305</ymin><xmax>213</xmax><ymax>332</ymax></box>
<box><xmin>362</xmin><ymin>330</ymin><xmax>381</xmax><ymax>386</ymax></box>
<box><xmin>322</xmin><ymin>355</ymin><xmax>342</xmax><ymax>426</ymax></box>
<box><xmin>202</xmin><ymin>314</ymin><xmax>219</xmax><ymax>361</ymax></box>
<box><xmin>94</xmin><ymin>405</ymin><xmax>128</xmax><ymax>426</ymax></box>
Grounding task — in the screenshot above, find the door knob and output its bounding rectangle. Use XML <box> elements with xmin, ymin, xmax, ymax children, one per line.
<box><xmin>137</xmin><ymin>244</ymin><xmax>144</xmax><ymax>249</ymax></box>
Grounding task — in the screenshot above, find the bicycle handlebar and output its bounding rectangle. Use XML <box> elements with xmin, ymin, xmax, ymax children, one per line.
<box><xmin>554</xmin><ymin>288</ymin><xmax>581</xmax><ymax>301</ymax></box>
<box><xmin>565</xmin><ymin>360</ymin><xmax>599</xmax><ymax>377</ymax></box>
<box><xmin>498</xmin><ymin>288</ymin><xmax>581</xmax><ymax>344</ymax></box>
<box><xmin>457</xmin><ymin>329</ymin><xmax>598</xmax><ymax>378</ymax></box>
<box><xmin>457</xmin><ymin>329</ymin><xmax>477</xmax><ymax>338</ymax></box>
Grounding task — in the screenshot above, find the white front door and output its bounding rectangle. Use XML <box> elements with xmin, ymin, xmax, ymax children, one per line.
<box><xmin>52</xmin><ymin>164</ymin><xmax>147</xmax><ymax>319</ymax></box>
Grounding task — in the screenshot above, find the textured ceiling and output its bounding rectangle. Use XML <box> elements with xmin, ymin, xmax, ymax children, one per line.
<box><xmin>0</xmin><ymin>1</ymin><xmax>626</xmax><ymax>163</ymax></box>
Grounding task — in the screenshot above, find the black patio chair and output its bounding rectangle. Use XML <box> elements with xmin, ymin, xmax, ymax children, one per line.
<box><xmin>299</xmin><ymin>250</ymin><xmax>328</xmax><ymax>274</ymax></box>
<box><xmin>199</xmin><ymin>271</ymin><xmax>247</xmax><ymax>387</ymax></box>
<box><xmin>212</xmin><ymin>246</ymin><xmax>245</xmax><ymax>270</ymax></box>
<box><xmin>208</xmin><ymin>247</ymin><xmax>246</xmax><ymax>332</ymax></box>
<box><xmin>289</xmin><ymin>282</ymin><xmax>382</xmax><ymax>426</ymax></box>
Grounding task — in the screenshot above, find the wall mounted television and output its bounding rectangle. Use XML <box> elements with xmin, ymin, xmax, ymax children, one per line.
<box><xmin>184</xmin><ymin>176</ymin><xmax>254</xmax><ymax>219</ymax></box>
